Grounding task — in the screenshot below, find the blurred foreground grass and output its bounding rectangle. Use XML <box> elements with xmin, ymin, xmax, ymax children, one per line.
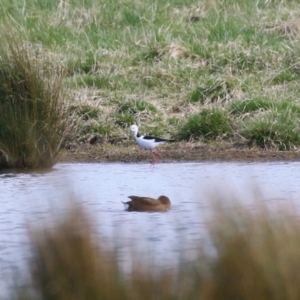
<box><xmin>12</xmin><ymin>197</ymin><xmax>300</xmax><ymax>300</ymax></box>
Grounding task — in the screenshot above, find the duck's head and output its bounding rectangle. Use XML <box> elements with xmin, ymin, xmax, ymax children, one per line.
<box><xmin>130</xmin><ymin>124</ymin><xmax>139</xmax><ymax>134</ymax></box>
<box><xmin>158</xmin><ymin>195</ymin><xmax>171</xmax><ymax>206</ymax></box>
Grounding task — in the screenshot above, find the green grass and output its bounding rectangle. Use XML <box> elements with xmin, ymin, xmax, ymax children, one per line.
<box><xmin>178</xmin><ymin>108</ymin><xmax>233</xmax><ymax>141</ymax></box>
<box><xmin>72</xmin><ymin>104</ymin><xmax>101</xmax><ymax>121</ymax></box>
<box><xmin>229</xmin><ymin>97</ymin><xmax>272</xmax><ymax>115</ymax></box>
<box><xmin>189</xmin><ymin>78</ymin><xmax>236</xmax><ymax>104</ymax></box>
<box><xmin>239</xmin><ymin>110</ymin><xmax>300</xmax><ymax>150</ymax></box>
<box><xmin>1</xmin><ymin>0</ymin><xmax>300</xmax><ymax>153</ymax></box>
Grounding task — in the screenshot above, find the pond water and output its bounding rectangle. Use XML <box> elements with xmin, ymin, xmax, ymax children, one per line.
<box><xmin>1</xmin><ymin>161</ymin><xmax>300</xmax><ymax>296</ymax></box>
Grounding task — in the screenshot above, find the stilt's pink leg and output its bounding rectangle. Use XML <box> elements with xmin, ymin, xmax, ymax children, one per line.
<box><xmin>150</xmin><ymin>150</ymin><xmax>157</xmax><ymax>165</ymax></box>
<box><xmin>156</xmin><ymin>149</ymin><xmax>162</xmax><ymax>159</ymax></box>
<box><xmin>153</xmin><ymin>148</ymin><xmax>162</xmax><ymax>161</ymax></box>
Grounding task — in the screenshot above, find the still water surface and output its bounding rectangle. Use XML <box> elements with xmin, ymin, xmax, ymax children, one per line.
<box><xmin>1</xmin><ymin>161</ymin><xmax>300</xmax><ymax>294</ymax></box>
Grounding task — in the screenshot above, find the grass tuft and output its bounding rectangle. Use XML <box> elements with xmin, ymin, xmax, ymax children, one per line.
<box><xmin>178</xmin><ymin>108</ymin><xmax>233</xmax><ymax>141</ymax></box>
<box><xmin>70</xmin><ymin>104</ymin><xmax>101</xmax><ymax>121</ymax></box>
<box><xmin>239</xmin><ymin>110</ymin><xmax>300</xmax><ymax>150</ymax></box>
<box><xmin>229</xmin><ymin>97</ymin><xmax>272</xmax><ymax>115</ymax></box>
<box><xmin>116</xmin><ymin>99</ymin><xmax>158</xmax><ymax>115</ymax></box>
<box><xmin>0</xmin><ymin>30</ymin><xmax>66</xmax><ymax>169</ymax></box>
<box><xmin>113</xmin><ymin>99</ymin><xmax>158</xmax><ymax>128</ymax></box>
<box><xmin>189</xmin><ymin>78</ymin><xmax>235</xmax><ymax>104</ymax></box>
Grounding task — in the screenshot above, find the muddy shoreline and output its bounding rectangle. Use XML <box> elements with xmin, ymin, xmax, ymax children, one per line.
<box><xmin>59</xmin><ymin>142</ymin><xmax>300</xmax><ymax>163</ymax></box>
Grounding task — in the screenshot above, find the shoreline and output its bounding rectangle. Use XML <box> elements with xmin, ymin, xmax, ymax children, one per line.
<box><xmin>59</xmin><ymin>142</ymin><xmax>300</xmax><ymax>164</ymax></box>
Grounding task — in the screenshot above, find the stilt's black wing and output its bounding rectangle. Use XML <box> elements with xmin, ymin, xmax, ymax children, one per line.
<box><xmin>143</xmin><ymin>135</ymin><xmax>174</xmax><ymax>142</ymax></box>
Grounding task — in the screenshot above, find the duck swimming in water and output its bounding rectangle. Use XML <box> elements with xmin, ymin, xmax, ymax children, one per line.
<box><xmin>122</xmin><ymin>195</ymin><xmax>171</xmax><ymax>212</ymax></box>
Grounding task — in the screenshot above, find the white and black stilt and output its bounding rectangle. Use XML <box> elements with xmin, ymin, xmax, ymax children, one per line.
<box><xmin>130</xmin><ymin>124</ymin><xmax>175</xmax><ymax>164</ymax></box>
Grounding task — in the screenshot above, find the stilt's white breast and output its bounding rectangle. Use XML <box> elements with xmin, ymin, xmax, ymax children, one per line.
<box><xmin>131</xmin><ymin>124</ymin><xmax>166</xmax><ymax>150</ymax></box>
<box><xmin>135</xmin><ymin>136</ymin><xmax>157</xmax><ymax>149</ymax></box>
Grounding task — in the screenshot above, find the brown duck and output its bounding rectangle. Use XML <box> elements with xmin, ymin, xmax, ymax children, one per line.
<box><xmin>122</xmin><ymin>195</ymin><xmax>171</xmax><ymax>212</ymax></box>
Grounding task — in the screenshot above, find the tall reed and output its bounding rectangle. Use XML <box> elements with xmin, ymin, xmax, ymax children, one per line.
<box><xmin>206</xmin><ymin>199</ymin><xmax>300</xmax><ymax>300</ymax></box>
<box><xmin>0</xmin><ymin>30</ymin><xmax>66</xmax><ymax>169</ymax></box>
<box><xmin>27</xmin><ymin>204</ymin><xmax>128</xmax><ymax>300</ymax></box>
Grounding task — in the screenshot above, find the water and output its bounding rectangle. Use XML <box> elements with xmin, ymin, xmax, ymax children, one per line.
<box><xmin>1</xmin><ymin>161</ymin><xmax>300</xmax><ymax>295</ymax></box>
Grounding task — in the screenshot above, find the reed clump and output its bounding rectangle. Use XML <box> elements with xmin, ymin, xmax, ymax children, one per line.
<box><xmin>0</xmin><ymin>31</ymin><xmax>66</xmax><ymax>169</ymax></box>
<box><xmin>16</xmin><ymin>198</ymin><xmax>300</xmax><ymax>299</ymax></box>
<box><xmin>27</xmin><ymin>204</ymin><xmax>126</xmax><ymax>300</ymax></box>
<box><xmin>206</xmin><ymin>200</ymin><xmax>300</xmax><ymax>300</ymax></box>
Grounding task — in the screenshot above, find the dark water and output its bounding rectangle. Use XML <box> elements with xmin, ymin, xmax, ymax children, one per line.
<box><xmin>1</xmin><ymin>161</ymin><xmax>300</xmax><ymax>296</ymax></box>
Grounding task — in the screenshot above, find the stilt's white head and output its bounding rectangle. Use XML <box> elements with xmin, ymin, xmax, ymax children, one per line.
<box><xmin>130</xmin><ymin>124</ymin><xmax>139</xmax><ymax>135</ymax></box>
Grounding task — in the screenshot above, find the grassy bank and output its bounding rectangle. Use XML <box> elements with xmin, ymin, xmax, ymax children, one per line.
<box><xmin>1</xmin><ymin>0</ymin><xmax>300</xmax><ymax>154</ymax></box>
<box><xmin>12</xmin><ymin>197</ymin><xmax>300</xmax><ymax>299</ymax></box>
